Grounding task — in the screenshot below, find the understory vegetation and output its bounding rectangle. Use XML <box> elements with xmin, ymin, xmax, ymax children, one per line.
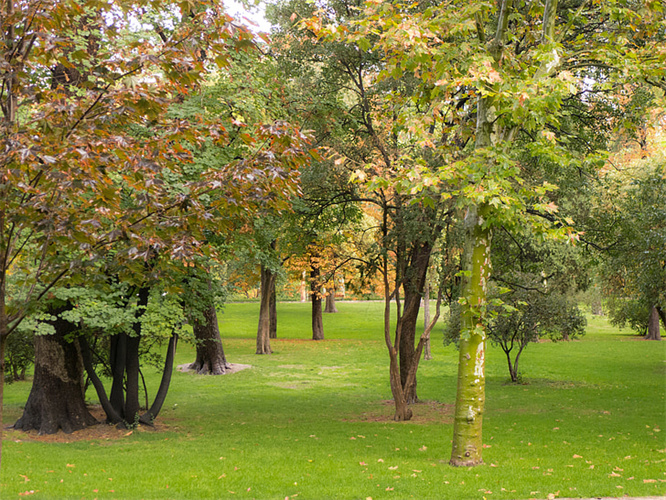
<box><xmin>1</xmin><ymin>302</ymin><xmax>664</xmax><ymax>499</ymax></box>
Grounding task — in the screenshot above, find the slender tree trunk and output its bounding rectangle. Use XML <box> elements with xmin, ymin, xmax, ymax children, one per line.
<box><xmin>13</xmin><ymin>312</ymin><xmax>97</xmax><ymax>435</ymax></box>
<box><xmin>79</xmin><ymin>337</ymin><xmax>124</xmax><ymax>425</ymax></box>
<box><xmin>142</xmin><ymin>333</ymin><xmax>178</xmax><ymax>423</ymax></box>
<box><xmin>109</xmin><ymin>332</ymin><xmax>127</xmax><ymax>419</ymax></box>
<box><xmin>269</xmin><ymin>277</ymin><xmax>277</xmax><ymax>339</ymax></box>
<box><xmin>256</xmin><ymin>264</ymin><xmax>275</xmax><ymax>354</ymax></box>
<box><xmin>646</xmin><ymin>305</ymin><xmax>662</xmax><ymax>340</ymax></box>
<box><xmin>398</xmin><ymin>242</ymin><xmax>432</xmax><ymax>403</ymax></box>
<box><xmin>311</xmin><ymin>261</ymin><xmax>324</xmax><ymax>340</ymax></box>
<box><xmin>190</xmin><ymin>303</ymin><xmax>230</xmax><ymax>374</ymax></box>
<box><xmin>451</xmin><ymin>203</ymin><xmax>491</xmax><ymax>467</ymax></box>
<box><xmin>423</xmin><ymin>279</ymin><xmax>432</xmax><ymax>360</ymax></box>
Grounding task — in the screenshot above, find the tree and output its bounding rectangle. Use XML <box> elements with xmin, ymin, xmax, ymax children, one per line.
<box><xmin>309</xmin><ymin>0</ymin><xmax>665</xmax><ymax>465</ymax></box>
<box><xmin>597</xmin><ymin>160</ymin><xmax>666</xmax><ymax>340</ymax></box>
<box><xmin>0</xmin><ymin>0</ymin><xmax>309</xmax><ymax>468</ymax></box>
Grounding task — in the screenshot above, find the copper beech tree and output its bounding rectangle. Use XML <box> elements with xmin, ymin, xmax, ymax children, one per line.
<box><xmin>0</xmin><ymin>0</ymin><xmax>309</xmax><ymax>468</ymax></box>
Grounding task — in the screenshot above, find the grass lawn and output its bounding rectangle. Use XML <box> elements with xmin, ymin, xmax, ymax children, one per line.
<box><xmin>1</xmin><ymin>301</ymin><xmax>665</xmax><ymax>499</ymax></box>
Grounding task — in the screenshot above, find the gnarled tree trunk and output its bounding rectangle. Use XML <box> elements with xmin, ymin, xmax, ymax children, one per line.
<box><xmin>14</xmin><ymin>311</ymin><xmax>97</xmax><ymax>435</ymax></box>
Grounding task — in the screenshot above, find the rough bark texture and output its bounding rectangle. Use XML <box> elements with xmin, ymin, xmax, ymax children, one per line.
<box><xmin>324</xmin><ymin>287</ymin><xmax>338</xmax><ymax>313</ymax></box>
<box><xmin>311</xmin><ymin>263</ymin><xmax>324</xmax><ymax>340</ymax></box>
<box><xmin>13</xmin><ymin>314</ymin><xmax>97</xmax><ymax>435</ymax></box>
<box><xmin>450</xmin><ymin>204</ymin><xmax>491</xmax><ymax>467</ymax></box>
<box><xmin>646</xmin><ymin>305</ymin><xmax>662</xmax><ymax>341</ymax></box>
<box><xmin>256</xmin><ymin>264</ymin><xmax>275</xmax><ymax>354</ymax></box>
<box><xmin>190</xmin><ymin>304</ymin><xmax>230</xmax><ymax>374</ymax></box>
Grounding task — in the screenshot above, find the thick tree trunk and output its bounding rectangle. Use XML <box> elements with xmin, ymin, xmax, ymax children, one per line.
<box><xmin>311</xmin><ymin>263</ymin><xmax>324</xmax><ymax>340</ymax></box>
<box><xmin>190</xmin><ymin>304</ymin><xmax>230</xmax><ymax>374</ymax></box>
<box><xmin>256</xmin><ymin>264</ymin><xmax>275</xmax><ymax>354</ymax></box>
<box><xmin>646</xmin><ymin>305</ymin><xmax>662</xmax><ymax>340</ymax></box>
<box><xmin>658</xmin><ymin>306</ymin><xmax>666</xmax><ymax>330</ymax></box>
<box><xmin>13</xmin><ymin>313</ymin><xmax>97</xmax><ymax>435</ymax></box>
<box><xmin>451</xmin><ymin>203</ymin><xmax>491</xmax><ymax>467</ymax></box>
<box><xmin>324</xmin><ymin>286</ymin><xmax>338</xmax><ymax>313</ymax></box>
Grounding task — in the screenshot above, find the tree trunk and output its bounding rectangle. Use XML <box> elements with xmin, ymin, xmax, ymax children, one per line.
<box><xmin>324</xmin><ymin>285</ymin><xmax>339</xmax><ymax>313</ymax></box>
<box><xmin>109</xmin><ymin>332</ymin><xmax>127</xmax><ymax>419</ymax></box>
<box><xmin>398</xmin><ymin>242</ymin><xmax>432</xmax><ymax>403</ymax></box>
<box><xmin>450</xmin><ymin>203</ymin><xmax>491</xmax><ymax>467</ymax></box>
<box><xmin>13</xmin><ymin>312</ymin><xmax>97</xmax><ymax>435</ymax></box>
<box><xmin>269</xmin><ymin>277</ymin><xmax>277</xmax><ymax>339</ymax></box>
<box><xmin>657</xmin><ymin>306</ymin><xmax>666</xmax><ymax>330</ymax></box>
<box><xmin>423</xmin><ymin>280</ymin><xmax>432</xmax><ymax>360</ymax></box>
<box><xmin>256</xmin><ymin>264</ymin><xmax>275</xmax><ymax>354</ymax></box>
<box><xmin>311</xmin><ymin>262</ymin><xmax>324</xmax><ymax>340</ymax></box>
<box><xmin>142</xmin><ymin>333</ymin><xmax>178</xmax><ymax>423</ymax></box>
<box><xmin>190</xmin><ymin>303</ymin><xmax>230</xmax><ymax>374</ymax></box>
<box><xmin>646</xmin><ymin>305</ymin><xmax>662</xmax><ymax>340</ymax></box>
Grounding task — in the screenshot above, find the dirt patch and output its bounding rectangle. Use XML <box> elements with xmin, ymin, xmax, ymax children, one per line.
<box><xmin>3</xmin><ymin>405</ymin><xmax>174</xmax><ymax>444</ymax></box>
<box><xmin>343</xmin><ymin>400</ymin><xmax>454</xmax><ymax>424</ymax></box>
<box><xmin>177</xmin><ymin>363</ymin><xmax>251</xmax><ymax>374</ymax></box>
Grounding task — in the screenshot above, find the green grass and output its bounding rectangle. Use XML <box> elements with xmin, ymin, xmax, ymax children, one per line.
<box><xmin>1</xmin><ymin>301</ymin><xmax>665</xmax><ymax>499</ymax></box>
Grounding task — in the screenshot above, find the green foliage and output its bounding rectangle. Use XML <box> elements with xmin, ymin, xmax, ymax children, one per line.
<box><xmin>596</xmin><ymin>160</ymin><xmax>666</xmax><ymax>334</ymax></box>
<box><xmin>3</xmin><ymin>331</ymin><xmax>33</xmax><ymax>384</ymax></box>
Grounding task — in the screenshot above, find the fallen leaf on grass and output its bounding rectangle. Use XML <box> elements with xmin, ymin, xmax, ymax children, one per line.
<box><xmin>385</xmin><ymin>487</ymin><xmax>394</xmax><ymax>491</ymax></box>
<box><xmin>378</xmin><ymin>459</ymin><xmax>384</xmax><ymax>463</ymax></box>
<box><xmin>644</xmin><ymin>479</ymin><xmax>657</xmax><ymax>483</ymax></box>
<box><xmin>18</xmin><ymin>491</ymin><xmax>36</xmax><ymax>497</ymax></box>
<box><xmin>359</xmin><ymin>462</ymin><xmax>367</xmax><ymax>466</ymax></box>
<box><xmin>419</xmin><ymin>445</ymin><xmax>427</xmax><ymax>451</ymax></box>
<box><xmin>573</xmin><ymin>454</ymin><xmax>582</xmax><ymax>458</ymax></box>
<box><xmin>609</xmin><ymin>472</ymin><xmax>621</xmax><ymax>477</ymax></box>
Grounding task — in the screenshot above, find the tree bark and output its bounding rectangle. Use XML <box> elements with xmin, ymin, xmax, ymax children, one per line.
<box><xmin>13</xmin><ymin>312</ymin><xmax>97</xmax><ymax>435</ymax></box>
<box><xmin>190</xmin><ymin>303</ymin><xmax>230</xmax><ymax>374</ymax></box>
<box><xmin>269</xmin><ymin>277</ymin><xmax>277</xmax><ymax>339</ymax></box>
<box><xmin>311</xmin><ymin>261</ymin><xmax>324</xmax><ymax>340</ymax></box>
<box><xmin>646</xmin><ymin>305</ymin><xmax>662</xmax><ymax>341</ymax></box>
<box><xmin>398</xmin><ymin>241</ymin><xmax>432</xmax><ymax>403</ymax></box>
<box><xmin>256</xmin><ymin>263</ymin><xmax>275</xmax><ymax>354</ymax></box>
<box><xmin>142</xmin><ymin>333</ymin><xmax>178</xmax><ymax>423</ymax></box>
<box><xmin>324</xmin><ymin>285</ymin><xmax>339</xmax><ymax>313</ymax></box>
<box><xmin>450</xmin><ymin>203</ymin><xmax>491</xmax><ymax>467</ymax></box>
<box><xmin>423</xmin><ymin>280</ymin><xmax>432</xmax><ymax>360</ymax></box>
